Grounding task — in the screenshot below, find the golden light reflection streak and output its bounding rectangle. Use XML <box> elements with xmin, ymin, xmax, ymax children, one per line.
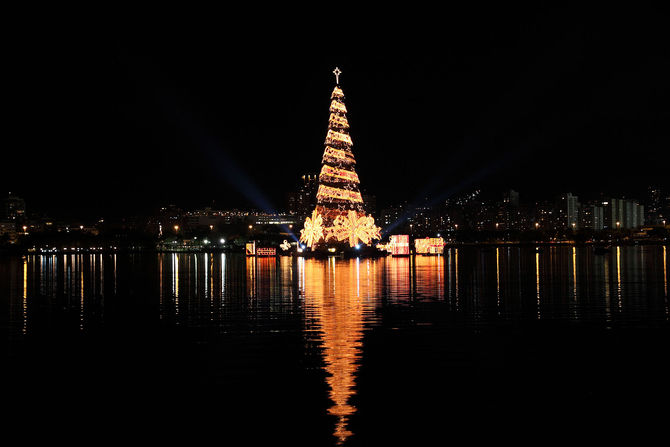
<box><xmin>663</xmin><ymin>246</ymin><xmax>667</xmax><ymax>318</ymax></box>
<box><xmin>38</xmin><ymin>255</ymin><xmax>43</xmax><ymax>295</ymax></box>
<box><xmin>80</xmin><ymin>255</ymin><xmax>84</xmax><ymax>331</ymax></box>
<box><xmin>221</xmin><ymin>253</ymin><xmax>226</xmax><ymax>302</ymax></box>
<box><xmin>301</xmin><ymin>257</ymin><xmax>306</xmax><ymax>292</ymax></box>
<box><xmin>194</xmin><ymin>254</ymin><xmax>198</xmax><ymax>294</ymax></box>
<box><xmin>437</xmin><ymin>253</ymin><xmax>443</xmax><ymax>300</ymax></box>
<box><xmin>535</xmin><ymin>251</ymin><xmax>542</xmax><ymax>320</ymax></box>
<box><xmin>356</xmin><ymin>257</ymin><xmax>360</xmax><ymax>297</ymax></box>
<box><xmin>209</xmin><ymin>254</ymin><xmax>214</xmax><ymax>320</ymax></box>
<box><xmin>572</xmin><ymin>246</ymin><xmax>577</xmax><ymax>301</ymax></box>
<box><xmin>616</xmin><ymin>246</ymin><xmax>622</xmax><ymax>311</ymax></box>
<box><xmin>604</xmin><ymin>254</ymin><xmax>611</xmax><ymax>326</ymax></box>
<box><xmin>303</xmin><ymin>260</ymin><xmax>370</xmax><ymax>445</ymax></box>
<box><xmin>409</xmin><ymin>254</ymin><xmax>414</xmax><ymax>299</ymax></box>
<box><xmin>91</xmin><ymin>254</ymin><xmax>96</xmax><ymax>297</ymax></box>
<box><xmin>447</xmin><ymin>248</ymin><xmax>452</xmax><ymax>302</ymax></box>
<box><xmin>331</xmin><ymin>256</ymin><xmax>336</xmax><ymax>295</ymax></box>
<box><xmin>54</xmin><ymin>255</ymin><xmax>58</xmax><ymax>298</ymax></box>
<box><xmin>173</xmin><ymin>254</ymin><xmax>179</xmax><ymax>321</ymax></box>
<box><xmin>99</xmin><ymin>253</ymin><xmax>104</xmax><ymax>300</ymax></box>
<box><xmin>204</xmin><ymin>253</ymin><xmax>209</xmax><ymax>300</ymax></box>
<box><xmin>23</xmin><ymin>257</ymin><xmax>28</xmax><ymax>334</ymax></box>
<box><xmin>414</xmin><ymin>255</ymin><xmax>444</xmax><ymax>301</ymax></box>
<box><xmin>496</xmin><ymin>247</ymin><xmax>500</xmax><ymax>314</ymax></box>
<box><xmin>113</xmin><ymin>253</ymin><xmax>117</xmax><ymax>295</ymax></box>
<box><xmin>455</xmin><ymin>248</ymin><xmax>459</xmax><ymax>309</ymax></box>
<box><xmin>68</xmin><ymin>254</ymin><xmax>74</xmax><ymax>296</ymax></box>
<box><xmin>63</xmin><ymin>253</ymin><xmax>67</xmax><ymax>295</ymax></box>
<box><xmin>159</xmin><ymin>254</ymin><xmax>163</xmax><ymax>320</ymax></box>
<box><xmin>247</xmin><ymin>257</ymin><xmax>256</xmax><ymax>300</ymax></box>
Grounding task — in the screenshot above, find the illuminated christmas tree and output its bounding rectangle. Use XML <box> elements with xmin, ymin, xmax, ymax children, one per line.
<box><xmin>300</xmin><ymin>67</ymin><xmax>381</xmax><ymax>249</ymax></box>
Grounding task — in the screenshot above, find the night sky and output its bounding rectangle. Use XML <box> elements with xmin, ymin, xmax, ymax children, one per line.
<box><xmin>5</xmin><ymin>7</ymin><xmax>669</xmax><ymax>218</ymax></box>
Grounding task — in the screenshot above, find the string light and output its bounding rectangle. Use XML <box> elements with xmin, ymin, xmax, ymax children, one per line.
<box><xmin>317</xmin><ymin>185</ymin><xmax>363</xmax><ymax>203</ymax></box>
<box><xmin>319</xmin><ymin>165</ymin><xmax>360</xmax><ymax>183</ymax></box>
<box><xmin>330</xmin><ymin>211</ymin><xmax>381</xmax><ymax>247</ymax></box>
<box><xmin>299</xmin><ymin>71</ymin><xmax>381</xmax><ymax>249</ymax></box>
<box><xmin>329</xmin><ymin>100</ymin><xmax>347</xmax><ymax>114</ymax></box>
<box><xmin>325</xmin><ymin>129</ymin><xmax>353</xmax><ymax>146</ymax></box>
<box><xmin>300</xmin><ymin>209</ymin><xmax>325</xmax><ymax>248</ymax></box>
<box><xmin>329</xmin><ymin>113</ymin><xmax>349</xmax><ymax>129</ymax></box>
<box><xmin>323</xmin><ymin>146</ymin><xmax>357</xmax><ymax>164</ymax></box>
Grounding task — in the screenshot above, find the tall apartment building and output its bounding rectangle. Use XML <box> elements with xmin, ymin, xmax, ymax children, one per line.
<box><xmin>557</xmin><ymin>193</ymin><xmax>580</xmax><ymax>229</ymax></box>
<box><xmin>581</xmin><ymin>204</ymin><xmax>604</xmax><ymax>230</ymax></box>
<box><xmin>604</xmin><ymin>198</ymin><xmax>644</xmax><ymax>229</ymax></box>
<box><xmin>3</xmin><ymin>192</ymin><xmax>26</xmax><ymax>220</ymax></box>
<box><xmin>288</xmin><ymin>174</ymin><xmax>319</xmax><ymax>220</ymax></box>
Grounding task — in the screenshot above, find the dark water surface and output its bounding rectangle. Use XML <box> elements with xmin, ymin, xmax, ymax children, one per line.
<box><xmin>2</xmin><ymin>246</ymin><xmax>669</xmax><ymax>444</ymax></box>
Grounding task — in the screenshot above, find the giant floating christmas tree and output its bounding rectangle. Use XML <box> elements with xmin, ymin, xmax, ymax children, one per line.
<box><xmin>300</xmin><ymin>68</ymin><xmax>381</xmax><ymax>249</ymax></box>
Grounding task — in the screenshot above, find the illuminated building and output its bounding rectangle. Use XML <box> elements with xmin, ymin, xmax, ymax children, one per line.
<box><xmin>2</xmin><ymin>192</ymin><xmax>26</xmax><ymax>221</ymax></box>
<box><xmin>408</xmin><ymin>204</ymin><xmax>435</xmax><ymax>233</ymax></box>
<box><xmin>245</xmin><ymin>241</ymin><xmax>277</xmax><ymax>256</ymax></box>
<box><xmin>255</xmin><ymin>247</ymin><xmax>276</xmax><ymax>256</ymax></box>
<box><xmin>645</xmin><ymin>186</ymin><xmax>664</xmax><ymax>224</ymax></box>
<box><xmin>299</xmin><ymin>68</ymin><xmax>381</xmax><ymax>249</ymax></box>
<box><xmin>503</xmin><ymin>189</ymin><xmax>520</xmax><ymax>207</ymax></box>
<box><xmin>0</xmin><ymin>221</ymin><xmax>16</xmax><ymax>238</ymax></box>
<box><xmin>414</xmin><ymin>237</ymin><xmax>445</xmax><ymax>255</ymax></box>
<box><xmin>605</xmin><ymin>198</ymin><xmax>645</xmax><ymax>229</ymax></box>
<box><xmin>498</xmin><ymin>189</ymin><xmax>521</xmax><ymax>231</ymax></box>
<box><xmin>389</xmin><ymin>235</ymin><xmax>410</xmax><ymax>256</ymax></box>
<box><xmin>288</xmin><ymin>174</ymin><xmax>319</xmax><ymax>220</ymax></box>
<box><xmin>245</xmin><ymin>242</ymin><xmax>256</xmax><ymax>255</ymax></box>
<box><xmin>361</xmin><ymin>191</ymin><xmax>377</xmax><ymax>217</ymax></box>
<box><xmin>581</xmin><ymin>204</ymin><xmax>604</xmax><ymax>230</ymax></box>
<box><xmin>557</xmin><ymin>193</ymin><xmax>580</xmax><ymax>230</ymax></box>
<box><xmin>379</xmin><ymin>202</ymin><xmax>406</xmax><ymax>227</ymax></box>
<box><xmin>594</xmin><ymin>205</ymin><xmax>605</xmax><ymax>230</ymax></box>
<box><xmin>185</xmin><ymin>213</ymin><xmax>222</xmax><ymax>229</ymax></box>
<box><xmin>531</xmin><ymin>200</ymin><xmax>555</xmax><ymax>231</ymax></box>
<box><xmin>252</xmin><ymin>214</ymin><xmax>298</xmax><ymax>225</ymax></box>
<box><xmin>444</xmin><ymin>189</ymin><xmax>496</xmax><ymax>232</ymax></box>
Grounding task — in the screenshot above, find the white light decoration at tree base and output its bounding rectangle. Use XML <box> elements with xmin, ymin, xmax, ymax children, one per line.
<box><xmin>300</xmin><ymin>209</ymin><xmax>325</xmax><ymax>248</ymax></box>
<box><xmin>330</xmin><ymin>211</ymin><xmax>381</xmax><ymax>247</ymax></box>
<box><xmin>299</xmin><ymin>68</ymin><xmax>381</xmax><ymax>249</ymax></box>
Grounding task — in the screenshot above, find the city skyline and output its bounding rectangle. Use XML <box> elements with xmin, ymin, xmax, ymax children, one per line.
<box><xmin>4</xmin><ymin>9</ymin><xmax>669</xmax><ymax>219</ymax></box>
<box><xmin>4</xmin><ymin>184</ymin><xmax>667</xmax><ymax>239</ymax></box>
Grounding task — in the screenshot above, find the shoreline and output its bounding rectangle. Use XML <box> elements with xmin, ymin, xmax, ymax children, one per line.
<box><xmin>1</xmin><ymin>238</ymin><xmax>667</xmax><ymax>258</ymax></box>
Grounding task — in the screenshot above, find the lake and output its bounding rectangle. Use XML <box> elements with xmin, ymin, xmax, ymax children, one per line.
<box><xmin>1</xmin><ymin>245</ymin><xmax>669</xmax><ymax>445</ymax></box>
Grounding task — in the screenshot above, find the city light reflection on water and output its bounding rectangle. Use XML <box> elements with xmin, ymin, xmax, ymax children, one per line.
<box><xmin>2</xmin><ymin>245</ymin><xmax>669</xmax><ymax>444</ymax></box>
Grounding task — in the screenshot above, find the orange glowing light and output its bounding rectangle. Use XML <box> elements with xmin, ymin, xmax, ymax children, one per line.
<box><xmin>316</xmin><ymin>185</ymin><xmax>363</xmax><ymax>203</ymax></box>
<box><xmin>319</xmin><ymin>165</ymin><xmax>360</xmax><ymax>184</ymax></box>
<box><xmin>414</xmin><ymin>237</ymin><xmax>445</xmax><ymax>254</ymax></box>
<box><xmin>299</xmin><ymin>74</ymin><xmax>379</xmax><ymax>249</ymax></box>
<box><xmin>301</xmin><ymin>258</ymin><xmax>380</xmax><ymax>444</ymax></box>
<box><xmin>390</xmin><ymin>235</ymin><xmax>410</xmax><ymax>256</ymax></box>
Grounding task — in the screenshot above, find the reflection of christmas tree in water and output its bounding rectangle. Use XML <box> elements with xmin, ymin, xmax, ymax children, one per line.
<box><xmin>321</xmin><ymin>293</ymin><xmax>363</xmax><ymax>444</ymax></box>
<box><xmin>300</xmin><ymin>68</ymin><xmax>381</xmax><ymax>249</ymax></box>
<box><xmin>302</xmin><ymin>259</ymin><xmax>381</xmax><ymax>444</ymax></box>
